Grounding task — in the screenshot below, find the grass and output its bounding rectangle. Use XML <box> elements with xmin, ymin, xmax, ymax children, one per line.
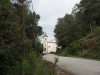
<box><xmin>56</xmin><ymin>53</ymin><xmax>100</xmax><ymax>61</ymax></box>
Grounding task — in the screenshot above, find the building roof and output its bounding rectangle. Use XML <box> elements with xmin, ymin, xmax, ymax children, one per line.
<box><xmin>43</xmin><ymin>32</ymin><xmax>48</xmax><ymax>37</ymax></box>
<box><xmin>47</xmin><ymin>38</ymin><xmax>56</xmax><ymax>43</ymax></box>
<box><xmin>50</xmin><ymin>38</ymin><xmax>56</xmax><ymax>42</ymax></box>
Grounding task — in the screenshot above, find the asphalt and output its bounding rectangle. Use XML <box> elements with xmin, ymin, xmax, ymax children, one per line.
<box><xmin>43</xmin><ymin>54</ymin><xmax>100</xmax><ymax>75</ymax></box>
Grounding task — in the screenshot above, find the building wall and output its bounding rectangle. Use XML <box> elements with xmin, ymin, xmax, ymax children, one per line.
<box><xmin>47</xmin><ymin>42</ymin><xmax>57</xmax><ymax>53</ymax></box>
<box><xmin>43</xmin><ymin>35</ymin><xmax>57</xmax><ymax>53</ymax></box>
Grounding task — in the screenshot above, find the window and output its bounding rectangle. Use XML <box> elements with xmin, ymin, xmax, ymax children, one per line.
<box><xmin>44</xmin><ymin>48</ymin><xmax>46</xmax><ymax>50</ymax></box>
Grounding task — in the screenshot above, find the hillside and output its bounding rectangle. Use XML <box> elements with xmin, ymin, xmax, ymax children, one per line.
<box><xmin>56</xmin><ymin>27</ymin><xmax>100</xmax><ymax>60</ymax></box>
<box><xmin>78</xmin><ymin>33</ymin><xmax>100</xmax><ymax>59</ymax></box>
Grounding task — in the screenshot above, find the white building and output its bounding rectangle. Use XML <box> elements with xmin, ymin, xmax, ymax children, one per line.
<box><xmin>43</xmin><ymin>32</ymin><xmax>57</xmax><ymax>53</ymax></box>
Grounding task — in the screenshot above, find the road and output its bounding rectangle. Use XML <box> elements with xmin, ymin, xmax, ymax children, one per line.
<box><xmin>43</xmin><ymin>54</ymin><xmax>100</xmax><ymax>75</ymax></box>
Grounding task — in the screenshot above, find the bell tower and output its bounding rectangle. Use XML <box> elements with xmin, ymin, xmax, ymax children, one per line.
<box><xmin>43</xmin><ymin>32</ymin><xmax>48</xmax><ymax>53</ymax></box>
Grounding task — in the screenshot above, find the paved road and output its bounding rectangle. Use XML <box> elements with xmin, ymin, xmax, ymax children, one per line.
<box><xmin>43</xmin><ymin>54</ymin><xmax>100</xmax><ymax>75</ymax></box>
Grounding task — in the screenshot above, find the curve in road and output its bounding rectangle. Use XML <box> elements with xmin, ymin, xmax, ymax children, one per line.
<box><xmin>43</xmin><ymin>54</ymin><xmax>100</xmax><ymax>75</ymax></box>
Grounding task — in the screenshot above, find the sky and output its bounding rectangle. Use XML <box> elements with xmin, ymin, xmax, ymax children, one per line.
<box><xmin>32</xmin><ymin>0</ymin><xmax>81</xmax><ymax>42</ymax></box>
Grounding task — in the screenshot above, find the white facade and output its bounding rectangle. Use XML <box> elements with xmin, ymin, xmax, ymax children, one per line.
<box><xmin>47</xmin><ymin>42</ymin><xmax>57</xmax><ymax>53</ymax></box>
<box><xmin>43</xmin><ymin>33</ymin><xmax>57</xmax><ymax>53</ymax></box>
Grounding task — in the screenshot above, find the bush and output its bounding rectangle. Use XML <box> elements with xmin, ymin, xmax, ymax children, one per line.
<box><xmin>86</xmin><ymin>33</ymin><xmax>94</xmax><ymax>39</ymax></box>
<box><xmin>93</xmin><ymin>26</ymin><xmax>100</xmax><ymax>35</ymax></box>
<box><xmin>56</xmin><ymin>48</ymin><xmax>68</xmax><ymax>56</ymax></box>
<box><xmin>68</xmin><ymin>42</ymin><xmax>80</xmax><ymax>55</ymax></box>
<box><xmin>78</xmin><ymin>49</ymin><xmax>89</xmax><ymax>57</ymax></box>
<box><xmin>36</xmin><ymin>61</ymin><xmax>47</xmax><ymax>75</ymax></box>
<box><xmin>93</xmin><ymin>40</ymin><xmax>100</xmax><ymax>52</ymax></box>
<box><xmin>56</xmin><ymin>42</ymin><xmax>80</xmax><ymax>56</ymax></box>
<box><xmin>21</xmin><ymin>50</ymin><xmax>37</xmax><ymax>75</ymax></box>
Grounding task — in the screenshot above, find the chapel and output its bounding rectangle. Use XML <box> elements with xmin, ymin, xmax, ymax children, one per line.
<box><xmin>43</xmin><ymin>32</ymin><xmax>57</xmax><ymax>53</ymax></box>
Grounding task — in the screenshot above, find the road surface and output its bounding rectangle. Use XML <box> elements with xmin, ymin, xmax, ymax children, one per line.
<box><xmin>43</xmin><ymin>54</ymin><xmax>100</xmax><ymax>75</ymax></box>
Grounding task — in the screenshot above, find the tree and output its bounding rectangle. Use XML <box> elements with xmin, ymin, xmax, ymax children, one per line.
<box><xmin>54</xmin><ymin>14</ymin><xmax>82</xmax><ymax>49</ymax></box>
<box><xmin>72</xmin><ymin>0</ymin><xmax>100</xmax><ymax>35</ymax></box>
<box><xmin>0</xmin><ymin>0</ymin><xmax>43</xmax><ymax>75</ymax></box>
<box><xmin>25</xmin><ymin>11</ymin><xmax>43</xmax><ymax>54</ymax></box>
<box><xmin>0</xmin><ymin>0</ymin><xmax>25</xmax><ymax>74</ymax></box>
<box><xmin>25</xmin><ymin>12</ymin><xmax>43</xmax><ymax>38</ymax></box>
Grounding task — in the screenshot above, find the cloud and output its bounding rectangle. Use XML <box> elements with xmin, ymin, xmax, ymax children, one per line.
<box><xmin>32</xmin><ymin>0</ymin><xmax>81</xmax><ymax>41</ymax></box>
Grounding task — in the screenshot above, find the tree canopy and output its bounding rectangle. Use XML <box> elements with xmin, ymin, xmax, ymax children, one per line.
<box><xmin>54</xmin><ymin>0</ymin><xmax>100</xmax><ymax>49</ymax></box>
<box><xmin>0</xmin><ymin>0</ymin><xmax>43</xmax><ymax>75</ymax></box>
<box><xmin>54</xmin><ymin>14</ymin><xmax>82</xmax><ymax>48</ymax></box>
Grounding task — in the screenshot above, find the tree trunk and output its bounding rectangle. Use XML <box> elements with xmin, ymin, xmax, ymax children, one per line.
<box><xmin>33</xmin><ymin>31</ymin><xmax>39</xmax><ymax>56</ymax></box>
<box><xmin>90</xmin><ymin>22</ymin><xmax>92</xmax><ymax>33</ymax></box>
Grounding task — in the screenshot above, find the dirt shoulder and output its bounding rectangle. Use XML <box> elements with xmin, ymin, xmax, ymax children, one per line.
<box><xmin>45</xmin><ymin>60</ymin><xmax>73</xmax><ymax>75</ymax></box>
<box><xmin>38</xmin><ymin>56</ymin><xmax>73</xmax><ymax>75</ymax></box>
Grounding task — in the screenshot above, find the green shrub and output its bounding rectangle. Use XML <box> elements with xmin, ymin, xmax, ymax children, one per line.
<box><xmin>21</xmin><ymin>50</ymin><xmax>37</xmax><ymax>75</ymax></box>
<box><xmin>93</xmin><ymin>26</ymin><xmax>100</xmax><ymax>35</ymax></box>
<box><xmin>36</xmin><ymin>62</ymin><xmax>47</xmax><ymax>75</ymax></box>
<box><xmin>93</xmin><ymin>40</ymin><xmax>100</xmax><ymax>59</ymax></box>
<box><xmin>36</xmin><ymin>58</ymin><xmax>58</xmax><ymax>75</ymax></box>
<box><xmin>79</xmin><ymin>49</ymin><xmax>89</xmax><ymax>57</ymax></box>
<box><xmin>86</xmin><ymin>33</ymin><xmax>94</xmax><ymax>39</ymax></box>
<box><xmin>93</xmin><ymin>40</ymin><xmax>100</xmax><ymax>52</ymax></box>
<box><xmin>68</xmin><ymin>42</ymin><xmax>80</xmax><ymax>55</ymax></box>
<box><xmin>54</xmin><ymin>57</ymin><xmax>59</xmax><ymax>67</ymax></box>
<box><xmin>56</xmin><ymin>48</ymin><xmax>68</xmax><ymax>56</ymax></box>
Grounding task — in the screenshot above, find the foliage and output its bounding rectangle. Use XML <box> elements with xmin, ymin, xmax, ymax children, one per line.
<box><xmin>35</xmin><ymin>58</ymin><xmax>58</xmax><ymax>75</ymax></box>
<box><xmin>0</xmin><ymin>0</ymin><xmax>43</xmax><ymax>75</ymax></box>
<box><xmin>68</xmin><ymin>42</ymin><xmax>80</xmax><ymax>55</ymax></box>
<box><xmin>86</xmin><ymin>33</ymin><xmax>94</xmax><ymax>39</ymax></box>
<box><xmin>57</xmin><ymin>42</ymin><xmax>80</xmax><ymax>56</ymax></box>
<box><xmin>75</xmin><ymin>27</ymin><xmax>100</xmax><ymax>59</ymax></box>
<box><xmin>54</xmin><ymin>57</ymin><xmax>59</xmax><ymax>67</ymax></box>
<box><xmin>71</xmin><ymin>0</ymin><xmax>100</xmax><ymax>35</ymax></box>
<box><xmin>55</xmin><ymin>47</ymin><xmax>69</xmax><ymax>56</ymax></box>
<box><xmin>25</xmin><ymin>12</ymin><xmax>43</xmax><ymax>38</ymax></box>
<box><xmin>25</xmin><ymin>11</ymin><xmax>43</xmax><ymax>53</ymax></box>
<box><xmin>36</xmin><ymin>61</ymin><xmax>47</xmax><ymax>75</ymax></box>
<box><xmin>0</xmin><ymin>0</ymin><xmax>23</xmax><ymax>74</ymax></box>
<box><xmin>54</xmin><ymin>14</ymin><xmax>82</xmax><ymax>49</ymax></box>
<box><xmin>55</xmin><ymin>0</ymin><xmax>100</xmax><ymax>60</ymax></box>
<box><xmin>21</xmin><ymin>50</ymin><xmax>37</xmax><ymax>75</ymax></box>
<box><xmin>94</xmin><ymin>40</ymin><xmax>100</xmax><ymax>50</ymax></box>
<box><xmin>93</xmin><ymin>26</ymin><xmax>100</xmax><ymax>35</ymax></box>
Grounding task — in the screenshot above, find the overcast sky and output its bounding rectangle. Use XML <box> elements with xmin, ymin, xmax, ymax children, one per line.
<box><xmin>32</xmin><ymin>0</ymin><xmax>81</xmax><ymax>42</ymax></box>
